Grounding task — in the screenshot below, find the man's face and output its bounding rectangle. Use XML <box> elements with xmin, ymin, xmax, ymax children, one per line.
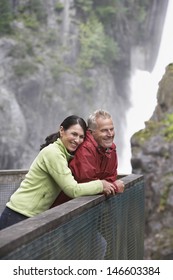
<box><xmin>91</xmin><ymin>117</ymin><xmax>115</xmax><ymax>148</ymax></box>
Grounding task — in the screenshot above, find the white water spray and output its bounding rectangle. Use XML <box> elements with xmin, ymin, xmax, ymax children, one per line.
<box><xmin>118</xmin><ymin>0</ymin><xmax>173</xmax><ymax>174</ymax></box>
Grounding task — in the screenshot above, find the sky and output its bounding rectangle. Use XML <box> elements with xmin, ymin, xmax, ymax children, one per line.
<box><xmin>118</xmin><ymin>0</ymin><xmax>173</xmax><ymax>174</ymax></box>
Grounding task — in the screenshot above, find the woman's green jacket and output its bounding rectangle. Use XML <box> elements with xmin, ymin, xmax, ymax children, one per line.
<box><xmin>7</xmin><ymin>139</ymin><xmax>103</xmax><ymax>217</ymax></box>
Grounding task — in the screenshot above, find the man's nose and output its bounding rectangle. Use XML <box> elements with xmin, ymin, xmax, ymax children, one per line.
<box><xmin>107</xmin><ymin>130</ymin><xmax>114</xmax><ymax>136</ymax></box>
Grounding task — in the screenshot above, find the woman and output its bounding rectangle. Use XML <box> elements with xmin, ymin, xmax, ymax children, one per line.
<box><xmin>0</xmin><ymin>115</ymin><xmax>116</xmax><ymax>230</ymax></box>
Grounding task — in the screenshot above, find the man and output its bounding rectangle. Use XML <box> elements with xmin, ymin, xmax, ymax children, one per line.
<box><xmin>69</xmin><ymin>109</ymin><xmax>124</xmax><ymax>259</ymax></box>
<box><xmin>69</xmin><ymin>109</ymin><xmax>124</xmax><ymax>192</ymax></box>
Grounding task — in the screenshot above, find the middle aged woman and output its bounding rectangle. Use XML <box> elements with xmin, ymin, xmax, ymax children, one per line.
<box><xmin>0</xmin><ymin>115</ymin><xmax>117</xmax><ymax>230</ymax></box>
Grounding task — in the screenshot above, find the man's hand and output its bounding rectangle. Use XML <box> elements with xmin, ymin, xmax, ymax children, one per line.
<box><xmin>114</xmin><ymin>179</ymin><xmax>125</xmax><ymax>193</ymax></box>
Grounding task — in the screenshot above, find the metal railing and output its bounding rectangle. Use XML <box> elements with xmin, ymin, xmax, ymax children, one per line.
<box><xmin>0</xmin><ymin>170</ymin><xmax>144</xmax><ymax>260</ymax></box>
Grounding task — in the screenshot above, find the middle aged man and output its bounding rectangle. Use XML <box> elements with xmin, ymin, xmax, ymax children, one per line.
<box><xmin>69</xmin><ymin>109</ymin><xmax>124</xmax><ymax>192</ymax></box>
<box><xmin>69</xmin><ymin>109</ymin><xmax>124</xmax><ymax>260</ymax></box>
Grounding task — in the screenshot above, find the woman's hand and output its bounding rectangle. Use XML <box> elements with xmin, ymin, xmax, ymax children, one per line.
<box><xmin>101</xmin><ymin>180</ymin><xmax>117</xmax><ymax>196</ymax></box>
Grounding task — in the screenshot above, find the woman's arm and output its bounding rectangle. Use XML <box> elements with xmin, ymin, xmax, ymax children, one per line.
<box><xmin>42</xmin><ymin>147</ymin><xmax>103</xmax><ymax>198</ymax></box>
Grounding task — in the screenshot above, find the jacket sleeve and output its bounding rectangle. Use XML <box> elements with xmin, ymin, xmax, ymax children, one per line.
<box><xmin>42</xmin><ymin>148</ymin><xmax>103</xmax><ymax>198</ymax></box>
<box><xmin>102</xmin><ymin>152</ymin><xmax>118</xmax><ymax>182</ymax></box>
<box><xmin>69</xmin><ymin>145</ymin><xmax>98</xmax><ymax>182</ymax></box>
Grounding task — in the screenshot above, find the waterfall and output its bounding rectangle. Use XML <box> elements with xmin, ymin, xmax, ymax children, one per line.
<box><xmin>118</xmin><ymin>0</ymin><xmax>173</xmax><ymax>174</ymax></box>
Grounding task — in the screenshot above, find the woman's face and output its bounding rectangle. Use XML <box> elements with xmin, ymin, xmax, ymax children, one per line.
<box><xmin>60</xmin><ymin>124</ymin><xmax>85</xmax><ymax>153</ymax></box>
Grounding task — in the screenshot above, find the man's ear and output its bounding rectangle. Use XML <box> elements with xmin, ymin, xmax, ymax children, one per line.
<box><xmin>88</xmin><ymin>128</ymin><xmax>93</xmax><ymax>134</ymax></box>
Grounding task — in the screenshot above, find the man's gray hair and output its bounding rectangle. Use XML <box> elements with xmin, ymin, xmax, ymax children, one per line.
<box><xmin>87</xmin><ymin>109</ymin><xmax>112</xmax><ymax>130</ymax></box>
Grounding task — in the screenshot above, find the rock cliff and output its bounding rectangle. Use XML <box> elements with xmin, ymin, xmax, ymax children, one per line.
<box><xmin>131</xmin><ymin>64</ymin><xmax>173</xmax><ymax>259</ymax></box>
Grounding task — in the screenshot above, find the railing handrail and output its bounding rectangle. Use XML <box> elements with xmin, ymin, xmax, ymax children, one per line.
<box><xmin>0</xmin><ymin>169</ymin><xmax>28</xmax><ymax>175</ymax></box>
<box><xmin>0</xmin><ymin>173</ymin><xmax>144</xmax><ymax>259</ymax></box>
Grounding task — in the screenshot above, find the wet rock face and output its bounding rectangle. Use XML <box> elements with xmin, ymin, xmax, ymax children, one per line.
<box><xmin>131</xmin><ymin>64</ymin><xmax>173</xmax><ymax>259</ymax></box>
<box><xmin>0</xmin><ymin>87</ymin><xmax>26</xmax><ymax>169</ymax></box>
<box><xmin>0</xmin><ymin>0</ymin><xmax>169</xmax><ymax>170</ymax></box>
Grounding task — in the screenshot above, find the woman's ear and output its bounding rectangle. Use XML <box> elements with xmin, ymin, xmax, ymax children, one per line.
<box><xmin>59</xmin><ymin>126</ymin><xmax>64</xmax><ymax>137</ymax></box>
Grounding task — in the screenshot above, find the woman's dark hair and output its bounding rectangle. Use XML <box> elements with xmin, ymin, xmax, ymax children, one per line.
<box><xmin>40</xmin><ymin>115</ymin><xmax>87</xmax><ymax>150</ymax></box>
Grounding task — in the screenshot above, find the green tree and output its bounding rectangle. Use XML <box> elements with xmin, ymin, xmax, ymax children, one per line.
<box><xmin>79</xmin><ymin>16</ymin><xmax>106</xmax><ymax>69</ymax></box>
<box><xmin>0</xmin><ymin>0</ymin><xmax>12</xmax><ymax>35</ymax></box>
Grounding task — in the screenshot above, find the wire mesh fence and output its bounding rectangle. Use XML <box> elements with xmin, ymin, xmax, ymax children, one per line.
<box><xmin>0</xmin><ymin>171</ymin><xmax>144</xmax><ymax>260</ymax></box>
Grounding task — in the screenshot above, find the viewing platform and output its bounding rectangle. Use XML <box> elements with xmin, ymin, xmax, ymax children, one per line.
<box><xmin>0</xmin><ymin>170</ymin><xmax>145</xmax><ymax>260</ymax></box>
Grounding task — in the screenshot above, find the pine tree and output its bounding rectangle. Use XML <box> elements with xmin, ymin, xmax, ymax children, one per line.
<box><xmin>0</xmin><ymin>0</ymin><xmax>12</xmax><ymax>35</ymax></box>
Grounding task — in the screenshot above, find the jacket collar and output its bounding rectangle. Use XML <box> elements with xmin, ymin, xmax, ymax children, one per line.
<box><xmin>55</xmin><ymin>138</ymin><xmax>74</xmax><ymax>161</ymax></box>
<box><xmin>86</xmin><ymin>131</ymin><xmax>116</xmax><ymax>157</ymax></box>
